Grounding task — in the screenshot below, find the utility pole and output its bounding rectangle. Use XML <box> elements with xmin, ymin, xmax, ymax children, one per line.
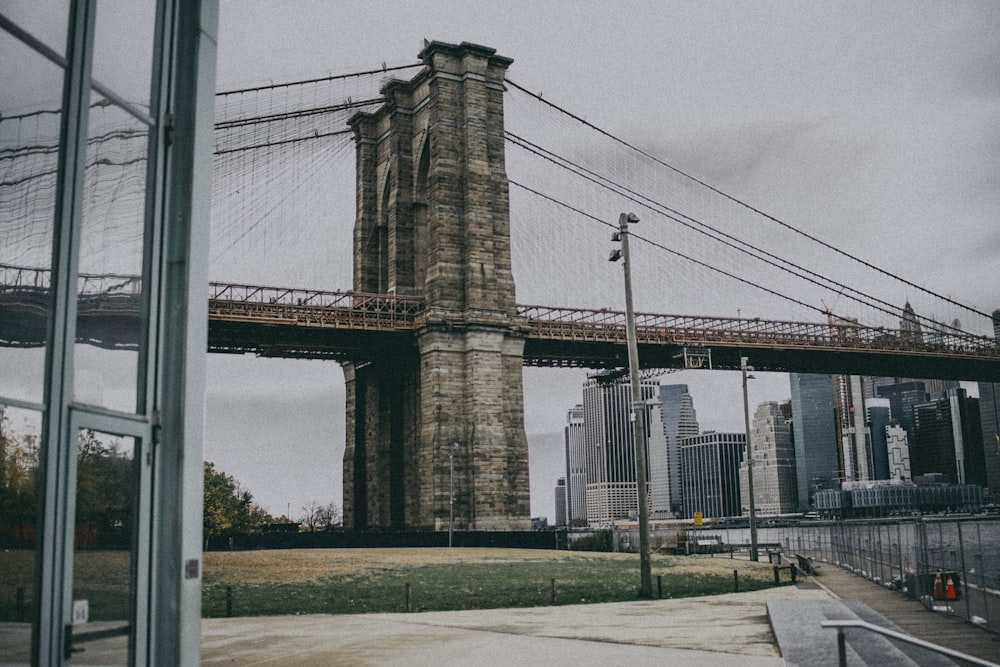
<box><xmin>609</xmin><ymin>212</ymin><xmax>653</xmax><ymax>598</ymax></box>
<box><xmin>741</xmin><ymin>357</ymin><xmax>759</xmax><ymax>561</ymax></box>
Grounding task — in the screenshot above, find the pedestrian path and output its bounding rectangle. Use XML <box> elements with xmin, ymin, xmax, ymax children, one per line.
<box><xmin>811</xmin><ymin>561</ymin><xmax>1000</xmax><ymax>664</ymax></box>
<box><xmin>200</xmin><ymin>584</ymin><xmax>830</xmax><ymax>666</ymax></box>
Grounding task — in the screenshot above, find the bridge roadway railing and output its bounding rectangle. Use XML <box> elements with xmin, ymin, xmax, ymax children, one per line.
<box><xmin>208</xmin><ymin>282</ymin><xmax>423</xmax><ymax>331</ymax></box>
<box><xmin>517</xmin><ymin>304</ymin><xmax>1000</xmax><ymax>359</ymax></box>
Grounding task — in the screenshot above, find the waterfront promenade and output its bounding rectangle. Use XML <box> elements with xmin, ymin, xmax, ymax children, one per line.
<box><xmin>3</xmin><ymin>557</ymin><xmax>997</xmax><ymax>664</ymax></box>
<box><xmin>198</xmin><ymin>557</ymin><xmax>1000</xmax><ymax>666</ymax></box>
<box><xmin>812</xmin><ymin>561</ymin><xmax>1000</xmax><ymax>664</ymax></box>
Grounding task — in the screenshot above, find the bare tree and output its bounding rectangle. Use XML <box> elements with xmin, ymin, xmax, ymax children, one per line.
<box><xmin>300</xmin><ymin>501</ymin><xmax>341</xmax><ymax>531</ymax></box>
<box><xmin>299</xmin><ymin>501</ymin><xmax>321</xmax><ymax>532</ymax></box>
<box><xmin>316</xmin><ymin>502</ymin><xmax>342</xmax><ymax>530</ymax></box>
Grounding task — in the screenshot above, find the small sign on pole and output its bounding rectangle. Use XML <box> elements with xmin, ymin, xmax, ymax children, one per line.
<box><xmin>693</xmin><ymin>511</ymin><xmax>703</xmax><ymax>526</ymax></box>
<box><xmin>72</xmin><ymin>600</ymin><xmax>89</xmax><ymax>626</ymax></box>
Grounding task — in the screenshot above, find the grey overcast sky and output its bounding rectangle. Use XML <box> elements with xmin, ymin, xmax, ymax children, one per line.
<box><xmin>203</xmin><ymin>1</ymin><xmax>1000</xmax><ymax>520</ymax></box>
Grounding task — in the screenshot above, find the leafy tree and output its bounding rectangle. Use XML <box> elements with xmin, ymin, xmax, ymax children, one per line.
<box><xmin>0</xmin><ymin>408</ymin><xmax>39</xmax><ymax>546</ymax></box>
<box><xmin>203</xmin><ymin>462</ymin><xmax>273</xmax><ymax>546</ymax></box>
<box><xmin>75</xmin><ymin>429</ymin><xmax>133</xmax><ymax>548</ymax></box>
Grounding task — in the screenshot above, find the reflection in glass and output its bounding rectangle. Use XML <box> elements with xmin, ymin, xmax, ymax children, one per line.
<box><xmin>0</xmin><ymin>30</ymin><xmax>65</xmax><ymax>405</ymax></box>
<box><xmin>0</xmin><ymin>406</ymin><xmax>42</xmax><ymax>664</ymax></box>
<box><xmin>71</xmin><ymin>430</ymin><xmax>136</xmax><ymax>665</ymax></box>
<box><xmin>1</xmin><ymin>1</ymin><xmax>70</xmax><ymax>58</ymax></box>
<box><xmin>73</xmin><ymin>95</ymin><xmax>149</xmax><ymax>412</ymax></box>
<box><xmin>92</xmin><ymin>1</ymin><xmax>156</xmax><ymax>111</ymax></box>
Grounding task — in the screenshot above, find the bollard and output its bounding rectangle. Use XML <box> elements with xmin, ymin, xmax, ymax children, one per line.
<box><xmin>405</xmin><ymin>583</ymin><xmax>412</xmax><ymax>613</ymax></box>
<box><xmin>657</xmin><ymin>574</ymin><xmax>663</xmax><ymax>599</ymax></box>
<box><xmin>773</xmin><ymin>566</ymin><xmax>780</xmax><ymax>585</ymax></box>
<box><xmin>16</xmin><ymin>587</ymin><xmax>26</xmax><ymax>622</ymax></box>
<box><xmin>225</xmin><ymin>586</ymin><xmax>233</xmax><ymax>617</ymax></box>
<box><xmin>551</xmin><ymin>578</ymin><xmax>557</xmax><ymax>605</ymax></box>
<box><xmin>790</xmin><ymin>564</ymin><xmax>797</xmax><ymax>584</ymax></box>
<box><xmin>733</xmin><ymin>569</ymin><xmax>739</xmax><ymax>593</ymax></box>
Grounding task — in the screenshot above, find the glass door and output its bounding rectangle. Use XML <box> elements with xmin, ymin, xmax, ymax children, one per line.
<box><xmin>63</xmin><ymin>416</ymin><xmax>151</xmax><ymax>664</ymax></box>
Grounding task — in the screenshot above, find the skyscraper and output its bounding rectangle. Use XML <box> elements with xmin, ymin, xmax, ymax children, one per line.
<box><xmin>834</xmin><ymin>374</ymin><xmax>871</xmax><ymax>481</ymax></box>
<box><xmin>977</xmin><ymin>309</ymin><xmax>1000</xmax><ymax>496</ymax></box>
<box><xmin>740</xmin><ymin>402</ymin><xmax>798</xmax><ymax>514</ymax></box>
<box><xmin>563</xmin><ymin>405</ymin><xmax>586</xmax><ymax>525</ymax></box>
<box><xmin>554</xmin><ymin>477</ymin><xmax>567</xmax><ymax>527</ymax></box>
<box><xmin>681</xmin><ymin>432</ymin><xmax>745</xmax><ymax>519</ymax></box>
<box><xmin>886</xmin><ymin>422</ymin><xmax>911</xmax><ymax>480</ymax></box>
<box><xmin>912</xmin><ymin>387</ymin><xmax>984</xmax><ymax>485</ymax></box>
<box><xmin>647</xmin><ymin>384</ymin><xmax>699</xmax><ymax>518</ymax></box>
<box><xmin>866</xmin><ymin>398</ymin><xmax>892</xmax><ymax>480</ymax></box>
<box><xmin>582</xmin><ymin>378</ymin><xmax>658</xmax><ymax>525</ymax></box>
<box><xmin>876</xmin><ymin>381</ymin><xmax>928</xmax><ymax>452</ymax></box>
<box><xmin>978</xmin><ymin>380</ymin><xmax>1000</xmax><ymax>495</ymax></box>
<box><xmin>900</xmin><ymin>301</ymin><xmax>923</xmax><ymax>342</ymax></box>
<box><xmin>789</xmin><ymin>373</ymin><xmax>840</xmax><ymax>511</ymax></box>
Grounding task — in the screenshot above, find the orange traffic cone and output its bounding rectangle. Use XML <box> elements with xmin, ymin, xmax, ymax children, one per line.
<box><xmin>946</xmin><ymin>575</ymin><xmax>957</xmax><ymax>600</ymax></box>
<box><xmin>933</xmin><ymin>574</ymin><xmax>944</xmax><ymax>599</ymax></box>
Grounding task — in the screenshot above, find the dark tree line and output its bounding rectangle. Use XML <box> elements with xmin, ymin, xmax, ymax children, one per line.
<box><xmin>1</xmin><ymin>408</ymin><xmax>286</xmax><ymax>549</ymax></box>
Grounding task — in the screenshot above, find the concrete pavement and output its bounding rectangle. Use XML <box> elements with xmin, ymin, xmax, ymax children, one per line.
<box><xmin>200</xmin><ymin>583</ymin><xmax>834</xmax><ymax>666</ymax></box>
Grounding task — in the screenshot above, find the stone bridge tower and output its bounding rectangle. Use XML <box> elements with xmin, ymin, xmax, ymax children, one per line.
<box><xmin>342</xmin><ymin>42</ymin><xmax>530</xmax><ymax>531</ymax></box>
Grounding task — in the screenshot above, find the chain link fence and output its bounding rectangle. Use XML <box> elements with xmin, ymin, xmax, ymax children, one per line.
<box><xmin>770</xmin><ymin>517</ymin><xmax>1000</xmax><ymax>633</ymax></box>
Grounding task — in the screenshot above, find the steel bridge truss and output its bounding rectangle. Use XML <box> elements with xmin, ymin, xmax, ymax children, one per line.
<box><xmin>1</xmin><ymin>267</ymin><xmax>998</xmax><ymax>380</ymax></box>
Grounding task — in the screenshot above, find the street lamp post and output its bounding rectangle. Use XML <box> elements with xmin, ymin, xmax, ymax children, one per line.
<box><xmin>741</xmin><ymin>356</ymin><xmax>760</xmax><ymax>562</ymax></box>
<box><xmin>609</xmin><ymin>212</ymin><xmax>653</xmax><ymax>598</ymax></box>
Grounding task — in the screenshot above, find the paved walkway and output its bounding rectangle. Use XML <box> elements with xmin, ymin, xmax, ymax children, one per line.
<box><xmin>201</xmin><ymin>583</ymin><xmax>830</xmax><ymax>666</ymax></box>
<box><xmin>809</xmin><ymin>561</ymin><xmax>1000</xmax><ymax>664</ymax></box>
<box><xmin>5</xmin><ymin>556</ymin><xmax>997</xmax><ymax>665</ymax></box>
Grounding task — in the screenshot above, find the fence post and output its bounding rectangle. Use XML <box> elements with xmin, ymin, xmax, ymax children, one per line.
<box><xmin>975</xmin><ymin>522</ymin><xmax>991</xmax><ymax>629</ymax></box>
<box><xmin>733</xmin><ymin>569</ymin><xmax>739</xmax><ymax>593</ymax></box>
<box><xmin>16</xmin><ymin>587</ymin><xmax>26</xmax><ymax>622</ymax></box>
<box><xmin>657</xmin><ymin>574</ymin><xmax>663</xmax><ymax>599</ymax></box>
<box><xmin>957</xmin><ymin>521</ymin><xmax>971</xmax><ymax>621</ymax></box>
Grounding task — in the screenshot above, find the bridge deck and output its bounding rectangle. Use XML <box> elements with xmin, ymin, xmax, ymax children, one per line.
<box><xmin>2</xmin><ymin>280</ymin><xmax>999</xmax><ymax>380</ymax></box>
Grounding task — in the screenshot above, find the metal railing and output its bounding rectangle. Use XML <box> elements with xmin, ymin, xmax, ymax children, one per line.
<box><xmin>822</xmin><ymin>619</ymin><xmax>998</xmax><ymax>667</ymax></box>
<box><xmin>518</xmin><ymin>303</ymin><xmax>1000</xmax><ymax>360</ymax></box>
<box><xmin>770</xmin><ymin>516</ymin><xmax>1000</xmax><ymax>634</ymax></box>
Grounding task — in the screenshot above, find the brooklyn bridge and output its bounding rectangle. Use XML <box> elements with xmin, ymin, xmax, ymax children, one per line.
<box><xmin>2</xmin><ymin>42</ymin><xmax>997</xmax><ymax>532</ymax></box>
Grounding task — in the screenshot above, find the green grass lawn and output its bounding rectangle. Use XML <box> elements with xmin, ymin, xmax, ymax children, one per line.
<box><xmin>1</xmin><ymin>547</ymin><xmax>794</xmax><ymax>620</ymax></box>
<box><xmin>201</xmin><ymin>547</ymin><xmax>789</xmax><ymax>617</ymax></box>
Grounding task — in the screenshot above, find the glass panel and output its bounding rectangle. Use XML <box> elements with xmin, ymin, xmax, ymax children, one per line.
<box><xmin>70</xmin><ymin>429</ymin><xmax>136</xmax><ymax>665</ymax></box>
<box><xmin>0</xmin><ymin>405</ymin><xmax>42</xmax><ymax>663</ymax></box>
<box><xmin>0</xmin><ymin>30</ymin><xmax>65</xmax><ymax>405</ymax></box>
<box><xmin>1</xmin><ymin>1</ymin><xmax>70</xmax><ymax>58</ymax></box>
<box><xmin>92</xmin><ymin>1</ymin><xmax>156</xmax><ymax>111</ymax></box>
<box><xmin>74</xmin><ymin>93</ymin><xmax>149</xmax><ymax>412</ymax></box>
